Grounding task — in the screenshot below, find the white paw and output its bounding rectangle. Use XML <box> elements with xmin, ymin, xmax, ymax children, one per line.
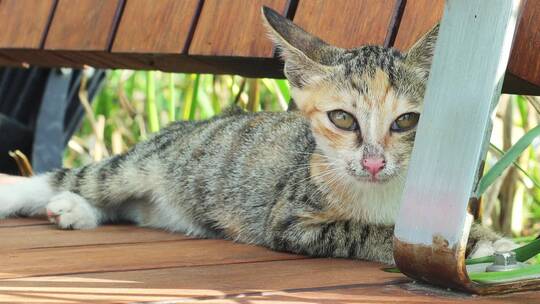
<box><xmin>46</xmin><ymin>192</ymin><xmax>99</xmax><ymax>229</ymax></box>
<box><xmin>469</xmin><ymin>238</ymin><xmax>519</xmax><ymax>259</ymax></box>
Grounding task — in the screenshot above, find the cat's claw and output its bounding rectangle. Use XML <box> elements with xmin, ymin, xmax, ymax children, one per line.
<box><xmin>469</xmin><ymin>238</ymin><xmax>519</xmax><ymax>259</ymax></box>
<box><xmin>46</xmin><ymin>192</ymin><xmax>99</xmax><ymax>230</ymax></box>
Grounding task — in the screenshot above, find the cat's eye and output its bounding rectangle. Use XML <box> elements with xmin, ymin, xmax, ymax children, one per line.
<box><xmin>390</xmin><ymin>112</ymin><xmax>420</xmax><ymax>132</ymax></box>
<box><xmin>327</xmin><ymin>110</ymin><xmax>358</xmax><ymax>131</ymax></box>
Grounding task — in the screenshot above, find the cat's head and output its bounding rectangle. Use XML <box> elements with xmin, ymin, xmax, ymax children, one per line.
<box><xmin>263</xmin><ymin>7</ymin><xmax>438</xmax><ymax>186</ymax></box>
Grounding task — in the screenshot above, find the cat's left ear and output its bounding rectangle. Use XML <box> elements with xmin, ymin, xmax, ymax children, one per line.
<box><xmin>405</xmin><ymin>24</ymin><xmax>440</xmax><ymax>78</ymax></box>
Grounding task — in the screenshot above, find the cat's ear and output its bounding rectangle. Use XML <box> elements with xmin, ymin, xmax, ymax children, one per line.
<box><xmin>261</xmin><ymin>6</ymin><xmax>342</xmax><ymax>88</ymax></box>
<box><xmin>405</xmin><ymin>24</ymin><xmax>440</xmax><ymax>78</ymax></box>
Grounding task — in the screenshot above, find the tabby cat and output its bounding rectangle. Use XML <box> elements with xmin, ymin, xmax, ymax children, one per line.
<box><xmin>0</xmin><ymin>7</ymin><xmax>513</xmax><ymax>264</ymax></box>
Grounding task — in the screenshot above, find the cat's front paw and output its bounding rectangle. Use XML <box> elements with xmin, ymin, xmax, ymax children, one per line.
<box><xmin>469</xmin><ymin>238</ymin><xmax>518</xmax><ymax>259</ymax></box>
<box><xmin>46</xmin><ymin>192</ymin><xmax>99</xmax><ymax>230</ymax></box>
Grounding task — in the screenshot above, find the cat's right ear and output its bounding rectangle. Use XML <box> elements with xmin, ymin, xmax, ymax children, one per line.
<box><xmin>261</xmin><ymin>6</ymin><xmax>342</xmax><ymax>88</ymax></box>
<box><xmin>405</xmin><ymin>24</ymin><xmax>440</xmax><ymax>79</ymax></box>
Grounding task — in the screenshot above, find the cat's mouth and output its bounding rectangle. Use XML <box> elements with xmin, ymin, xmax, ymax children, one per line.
<box><xmin>346</xmin><ymin>166</ymin><xmax>391</xmax><ymax>184</ymax></box>
<box><xmin>358</xmin><ymin>175</ymin><xmax>388</xmax><ymax>184</ymax></box>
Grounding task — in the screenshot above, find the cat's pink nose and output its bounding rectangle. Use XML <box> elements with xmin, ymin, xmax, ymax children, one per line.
<box><xmin>362</xmin><ymin>158</ymin><xmax>386</xmax><ymax>175</ymax></box>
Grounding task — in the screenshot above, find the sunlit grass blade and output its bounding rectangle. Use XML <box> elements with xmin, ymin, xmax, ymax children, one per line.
<box><xmin>211</xmin><ymin>76</ymin><xmax>221</xmax><ymax>114</ymax></box>
<box><xmin>275</xmin><ymin>79</ymin><xmax>290</xmax><ymax>102</ymax></box>
<box><xmin>189</xmin><ymin>74</ymin><xmax>201</xmax><ymax>120</ymax></box>
<box><xmin>145</xmin><ymin>71</ymin><xmax>160</xmax><ymax>133</ymax></box>
<box><xmin>247</xmin><ymin>79</ymin><xmax>260</xmax><ymax>112</ymax></box>
<box><xmin>262</xmin><ymin>79</ymin><xmax>288</xmax><ymax>111</ymax></box>
<box><xmin>469</xmin><ymin>264</ymin><xmax>540</xmax><ymax>283</ymax></box>
<box><xmin>490</xmin><ymin>143</ymin><xmax>540</xmax><ymax>190</ymax></box>
<box><xmin>478</xmin><ymin>124</ymin><xmax>540</xmax><ymax>196</ymax></box>
<box><xmin>168</xmin><ymin>73</ymin><xmax>176</xmax><ymax>122</ymax></box>
<box><xmin>197</xmin><ymin>75</ymin><xmax>215</xmax><ymax>119</ymax></box>
<box><xmin>516</xmin><ymin>95</ymin><xmax>529</xmax><ymax>128</ymax></box>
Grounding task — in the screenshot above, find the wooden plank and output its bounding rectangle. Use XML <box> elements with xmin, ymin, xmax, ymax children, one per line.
<box><xmin>0</xmin><ymin>50</ymin><xmax>81</xmax><ymax>68</ymax></box>
<box><xmin>189</xmin><ymin>0</ymin><xmax>290</xmax><ymax>57</ymax></box>
<box><xmin>1</xmin><ymin>258</ymin><xmax>536</xmax><ymax>303</ymax></box>
<box><xmin>0</xmin><ymin>239</ymin><xmax>304</xmax><ymax>279</ymax></box>
<box><xmin>112</xmin><ymin>0</ymin><xmax>200</xmax><ymax>54</ymax></box>
<box><xmin>44</xmin><ymin>0</ymin><xmax>123</xmax><ymax>51</ymax></box>
<box><xmin>508</xmin><ymin>0</ymin><xmax>540</xmax><ymax>88</ymax></box>
<box><xmin>0</xmin><ymin>0</ymin><xmax>56</xmax><ymax>49</ymax></box>
<box><xmin>193</xmin><ymin>287</ymin><xmax>540</xmax><ymax>304</ymax></box>
<box><xmin>292</xmin><ymin>0</ymin><xmax>397</xmax><ymax>48</ymax></box>
<box><xmin>0</xmin><ymin>52</ymin><xmax>22</xmax><ymax>67</ymax></box>
<box><xmin>0</xmin><ymin>224</ymin><xmax>189</xmax><ymax>251</ymax></box>
<box><xmin>0</xmin><ymin>218</ymin><xmax>49</xmax><ymax>228</ymax></box>
<box><xmin>0</xmin><ymin>259</ymin><xmax>404</xmax><ymax>303</ymax></box>
<box><xmin>393</xmin><ymin>0</ymin><xmax>444</xmax><ymax>51</ymax></box>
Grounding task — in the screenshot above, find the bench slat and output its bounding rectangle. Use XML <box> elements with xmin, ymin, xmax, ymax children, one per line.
<box><xmin>0</xmin><ymin>52</ymin><xmax>22</xmax><ymax>67</ymax></box>
<box><xmin>0</xmin><ymin>259</ymin><xmax>404</xmax><ymax>303</ymax></box>
<box><xmin>43</xmin><ymin>0</ymin><xmax>125</xmax><ymax>69</ymax></box>
<box><xmin>112</xmin><ymin>0</ymin><xmax>201</xmax><ymax>54</ymax></box>
<box><xmin>189</xmin><ymin>0</ymin><xmax>290</xmax><ymax>58</ymax></box>
<box><xmin>392</xmin><ymin>0</ymin><xmax>444</xmax><ymax>51</ymax></box>
<box><xmin>293</xmin><ymin>0</ymin><xmax>398</xmax><ymax>48</ymax></box>
<box><xmin>45</xmin><ymin>0</ymin><xmax>123</xmax><ymax>51</ymax></box>
<box><xmin>0</xmin><ymin>224</ymin><xmax>189</xmax><ymax>251</ymax></box>
<box><xmin>0</xmin><ymin>0</ymin><xmax>56</xmax><ymax>49</ymax></box>
<box><xmin>0</xmin><ymin>238</ymin><xmax>304</xmax><ymax>279</ymax></box>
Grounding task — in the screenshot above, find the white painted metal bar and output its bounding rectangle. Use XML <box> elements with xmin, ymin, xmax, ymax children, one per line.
<box><xmin>394</xmin><ymin>0</ymin><xmax>526</xmax><ymax>293</ymax></box>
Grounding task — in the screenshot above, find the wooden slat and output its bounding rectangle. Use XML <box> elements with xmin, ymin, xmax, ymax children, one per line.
<box><xmin>44</xmin><ymin>0</ymin><xmax>123</xmax><ymax>51</ymax></box>
<box><xmin>0</xmin><ymin>259</ymin><xmax>404</xmax><ymax>303</ymax></box>
<box><xmin>189</xmin><ymin>0</ymin><xmax>290</xmax><ymax>57</ymax></box>
<box><xmin>0</xmin><ymin>239</ymin><xmax>303</xmax><ymax>279</ymax></box>
<box><xmin>1</xmin><ymin>257</ymin><xmax>535</xmax><ymax>303</ymax></box>
<box><xmin>0</xmin><ymin>0</ymin><xmax>56</xmax><ymax>49</ymax></box>
<box><xmin>112</xmin><ymin>0</ymin><xmax>200</xmax><ymax>54</ymax></box>
<box><xmin>392</xmin><ymin>0</ymin><xmax>444</xmax><ymax>51</ymax></box>
<box><xmin>194</xmin><ymin>287</ymin><xmax>540</xmax><ymax>304</ymax></box>
<box><xmin>0</xmin><ymin>50</ymin><xmax>81</xmax><ymax>67</ymax></box>
<box><xmin>0</xmin><ymin>218</ymin><xmax>49</xmax><ymax>228</ymax></box>
<box><xmin>292</xmin><ymin>0</ymin><xmax>397</xmax><ymax>48</ymax></box>
<box><xmin>508</xmin><ymin>0</ymin><xmax>540</xmax><ymax>88</ymax></box>
<box><xmin>0</xmin><ymin>52</ymin><xmax>22</xmax><ymax>67</ymax></box>
<box><xmin>0</xmin><ymin>225</ymin><xmax>189</xmax><ymax>251</ymax></box>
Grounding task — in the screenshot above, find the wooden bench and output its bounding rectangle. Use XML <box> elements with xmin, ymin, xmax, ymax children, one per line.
<box><xmin>0</xmin><ymin>0</ymin><xmax>538</xmax><ymax>94</ymax></box>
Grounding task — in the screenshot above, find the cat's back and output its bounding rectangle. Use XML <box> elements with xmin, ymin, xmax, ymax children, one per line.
<box><xmin>161</xmin><ymin>109</ymin><xmax>314</xmax><ymax>163</ymax></box>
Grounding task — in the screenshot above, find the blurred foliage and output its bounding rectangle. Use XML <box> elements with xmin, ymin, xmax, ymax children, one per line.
<box><xmin>65</xmin><ymin>69</ymin><xmax>540</xmax><ymax>241</ymax></box>
<box><xmin>483</xmin><ymin>95</ymin><xmax>540</xmax><ymax>241</ymax></box>
<box><xmin>65</xmin><ymin>70</ymin><xmax>289</xmax><ymax>167</ymax></box>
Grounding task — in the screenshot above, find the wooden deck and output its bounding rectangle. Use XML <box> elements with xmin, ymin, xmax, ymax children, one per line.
<box><xmin>0</xmin><ymin>218</ymin><xmax>536</xmax><ymax>303</ymax></box>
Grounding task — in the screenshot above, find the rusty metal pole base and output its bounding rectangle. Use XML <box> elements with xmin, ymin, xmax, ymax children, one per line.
<box><xmin>393</xmin><ymin>0</ymin><xmax>539</xmax><ymax>295</ymax></box>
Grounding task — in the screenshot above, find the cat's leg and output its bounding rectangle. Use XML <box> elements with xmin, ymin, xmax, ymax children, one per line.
<box><xmin>268</xmin><ymin>213</ymin><xmax>395</xmax><ymax>264</ymax></box>
<box><xmin>0</xmin><ymin>154</ymin><xmax>152</xmax><ymax>229</ymax></box>
<box><xmin>467</xmin><ymin>223</ymin><xmax>518</xmax><ymax>258</ymax></box>
<box><xmin>267</xmin><ymin>212</ymin><xmax>515</xmax><ymax>264</ymax></box>
<box><xmin>45</xmin><ymin>191</ymin><xmax>101</xmax><ymax>229</ymax></box>
<box><xmin>0</xmin><ymin>174</ymin><xmax>103</xmax><ymax>229</ymax></box>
